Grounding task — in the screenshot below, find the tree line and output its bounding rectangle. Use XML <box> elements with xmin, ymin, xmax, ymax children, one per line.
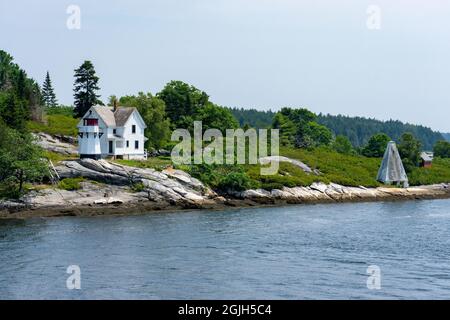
<box><xmin>316</xmin><ymin>113</ymin><xmax>444</xmax><ymax>151</ymax></box>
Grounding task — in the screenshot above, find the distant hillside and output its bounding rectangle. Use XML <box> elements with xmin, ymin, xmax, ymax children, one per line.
<box><xmin>317</xmin><ymin>114</ymin><xmax>444</xmax><ymax>150</ymax></box>
<box><xmin>442</xmin><ymin>133</ymin><xmax>450</xmax><ymax>142</ymax></box>
<box><xmin>226</xmin><ymin>107</ymin><xmax>444</xmax><ymax>150</ymax></box>
<box><xmin>228</xmin><ymin>107</ymin><xmax>274</xmax><ymax>129</ymax></box>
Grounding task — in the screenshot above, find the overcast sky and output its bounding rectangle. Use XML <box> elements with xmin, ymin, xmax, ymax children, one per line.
<box><xmin>1</xmin><ymin>0</ymin><xmax>449</xmax><ymax>132</ymax></box>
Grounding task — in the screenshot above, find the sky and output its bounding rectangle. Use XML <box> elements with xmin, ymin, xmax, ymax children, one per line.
<box><xmin>1</xmin><ymin>0</ymin><xmax>450</xmax><ymax>132</ymax></box>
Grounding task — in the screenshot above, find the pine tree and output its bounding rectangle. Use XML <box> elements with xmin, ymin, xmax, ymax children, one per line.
<box><xmin>41</xmin><ymin>71</ymin><xmax>58</xmax><ymax>107</ymax></box>
<box><xmin>73</xmin><ymin>60</ymin><xmax>100</xmax><ymax>118</ymax></box>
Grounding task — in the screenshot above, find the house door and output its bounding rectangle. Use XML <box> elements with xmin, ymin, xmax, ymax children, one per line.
<box><xmin>108</xmin><ymin>141</ymin><xmax>113</xmax><ymax>154</ymax></box>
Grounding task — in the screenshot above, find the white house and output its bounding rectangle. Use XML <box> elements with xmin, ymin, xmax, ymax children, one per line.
<box><xmin>77</xmin><ymin>105</ymin><xmax>147</xmax><ymax>160</ymax></box>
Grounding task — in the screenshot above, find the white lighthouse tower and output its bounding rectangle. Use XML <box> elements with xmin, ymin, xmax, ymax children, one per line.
<box><xmin>77</xmin><ymin>112</ymin><xmax>103</xmax><ymax>159</ymax></box>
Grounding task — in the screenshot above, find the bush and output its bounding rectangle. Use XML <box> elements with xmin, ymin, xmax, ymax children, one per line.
<box><xmin>58</xmin><ymin>177</ymin><xmax>84</xmax><ymax>191</ymax></box>
<box><xmin>131</xmin><ymin>182</ymin><xmax>145</xmax><ymax>192</ymax></box>
<box><xmin>0</xmin><ymin>177</ymin><xmax>21</xmax><ymax>199</ymax></box>
<box><xmin>333</xmin><ymin>135</ymin><xmax>354</xmax><ymax>155</ymax></box>
<box><xmin>216</xmin><ymin>172</ymin><xmax>253</xmax><ymax>192</ymax></box>
<box><xmin>187</xmin><ymin>163</ymin><xmax>257</xmax><ymax>192</ymax></box>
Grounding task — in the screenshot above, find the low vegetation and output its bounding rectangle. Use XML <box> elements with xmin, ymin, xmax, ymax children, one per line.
<box><xmin>43</xmin><ymin>150</ymin><xmax>77</xmax><ymax>164</ymax></box>
<box><xmin>280</xmin><ymin>147</ymin><xmax>381</xmax><ymax>187</ymax></box>
<box><xmin>115</xmin><ymin>146</ymin><xmax>450</xmax><ymax>191</ymax></box>
<box><xmin>130</xmin><ymin>181</ymin><xmax>146</xmax><ymax>192</ymax></box>
<box><xmin>185</xmin><ymin>164</ymin><xmax>256</xmax><ymax>192</ymax></box>
<box><xmin>408</xmin><ymin>158</ymin><xmax>450</xmax><ymax>186</ymax></box>
<box><xmin>58</xmin><ymin>177</ymin><xmax>84</xmax><ymax>191</ymax></box>
<box><xmin>27</xmin><ymin>114</ymin><xmax>78</xmax><ymax>137</ymax></box>
<box><xmin>114</xmin><ymin>157</ymin><xmax>172</xmax><ymax>171</ymax></box>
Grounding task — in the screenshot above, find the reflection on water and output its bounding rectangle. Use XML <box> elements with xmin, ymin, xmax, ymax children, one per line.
<box><xmin>1</xmin><ymin>199</ymin><xmax>450</xmax><ymax>299</ymax></box>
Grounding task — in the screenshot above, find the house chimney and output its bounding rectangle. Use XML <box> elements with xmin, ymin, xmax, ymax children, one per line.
<box><xmin>113</xmin><ymin>98</ymin><xmax>117</xmax><ymax>112</ymax></box>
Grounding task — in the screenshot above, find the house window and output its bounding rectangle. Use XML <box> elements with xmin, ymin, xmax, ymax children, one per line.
<box><xmin>113</xmin><ymin>129</ymin><xmax>116</xmax><ymax>134</ymax></box>
<box><xmin>135</xmin><ymin>140</ymin><xmax>139</xmax><ymax>149</ymax></box>
<box><xmin>132</xmin><ymin>125</ymin><xmax>136</xmax><ymax>134</ymax></box>
<box><xmin>126</xmin><ymin>140</ymin><xmax>129</xmax><ymax>148</ymax></box>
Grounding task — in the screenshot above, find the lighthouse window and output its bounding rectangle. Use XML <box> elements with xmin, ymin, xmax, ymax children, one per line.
<box><xmin>126</xmin><ymin>140</ymin><xmax>129</xmax><ymax>148</ymax></box>
<box><xmin>84</xmin><ymin>118</ymin><xmax>98</xmax><ymax>126</ymax></box>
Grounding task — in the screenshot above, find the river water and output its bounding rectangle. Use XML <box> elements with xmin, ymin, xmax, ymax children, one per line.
<box><xmin>1</xmin><ymin>199</ymin><xmax>450</xmax><ymax>299</ymax></box>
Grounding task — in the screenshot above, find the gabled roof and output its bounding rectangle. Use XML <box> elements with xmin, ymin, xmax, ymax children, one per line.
<box><xmin>420</xmin><ymin>152</ymin><xmax>433</xmax><ymax>162</ymax></box>
<box><xmin>81</xmin><ymin>105</ymin><xmax>141</xmax><ymax>128</ymax></box>
<box><xmin>114</xmin><ymin>107</ymin><xmax>136</xmax><ymax>127</ymax></box>
<box><xmin>92</xmin><ymin>105</ymin><xmax>116</xmax><ymax>127</ymax></box>
<box><xmin>377</xmin><ymin>141</ymin><xmax>408</xmax><ymax>183</ymax></box>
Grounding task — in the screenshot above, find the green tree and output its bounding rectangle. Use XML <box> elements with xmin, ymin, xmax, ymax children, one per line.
<box><xmin>272</xmin><ymin>112</ymin><xmax>296</xmax><ymax>146</ymax></box>
<box><xmin>0</xmin><ymin>122</ymin><xmax>48</xmax><ymax>197</ymax></box>
<box><xmin>362</xmin><ymin>133</ymin><xmax>391</xmax><ymax>157</ymax></box>
<box><xmin>304</xmin><ymin>121</ymin><xmax>333</xmax><ymax>147</ymax></box>
<box><xmin>398</xmin><ymin>132</ymin><xmax>421</xmax><ymax>172</ymax></box>
<box><xmin>156</xmin><ymin>80</ymin><xmax>209</xmax><ymax>127</ymax></box>
<box><xmin>0</xmin><ymin>50</ymin><xmax>43</xmax><ymax>126</ymax></box>
<box><xmin>433</xmin><ymin>140</ymin><xmax>450</xmax><ymax>158</ymax></box>
<box><xmin>108</xmin><ymin>95</ymin><xmax>118</xmax><ymax>106</ymax></box>
<box><xmin>73</xmin><ymin>60</ymin><xmax>101</xmax><ymax>118</ymax></box>
<box><xmin>333</xmin><ymin>135</ymin><xmax>354</xmax><ymax>154</ymax></box>
<box><xmin>272</xmin><ymin>107</ymin><xmax>332</xmax><ymax>148</ymax></box>
<box><xmin>190</xmin><ymin>103</ymin><xmax>238</xmax><ymax>133</ymax></box>
<box><xmin>119</xmin><ymin>92</ymin><xmax>171</xmax><ymax>149</ymax></box>
<box><xmin>42</xmin><ymin>71</ymin><xmax>58</xmax><ymax>107</ymax></box>
<box><xmin>0</xmin><ymin>92</ymin><xmax>27</xmax><ymax>131</ymax></box>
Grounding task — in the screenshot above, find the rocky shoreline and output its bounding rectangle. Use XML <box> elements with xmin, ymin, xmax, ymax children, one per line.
<box><xmin>1</xmin><ymin>159</ymin><xmax>450</xmax><ymax>219</ymax></box>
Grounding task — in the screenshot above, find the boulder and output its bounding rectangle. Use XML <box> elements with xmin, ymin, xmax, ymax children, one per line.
<box><xmin>259</xmin><ymin>156</ymin><xmax>314</xmax><ymax>174</ymax></box>
<box><xmin>54</xmin><ymin>159</ymin><xmax>214</xmax><ymax>207</ymax></box>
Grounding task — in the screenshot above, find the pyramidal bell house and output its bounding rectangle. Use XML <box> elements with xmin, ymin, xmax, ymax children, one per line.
<box><xmin>77</xmin><ymin>103</ymin><xmax>147</xmax><ymax>160</ymax></box>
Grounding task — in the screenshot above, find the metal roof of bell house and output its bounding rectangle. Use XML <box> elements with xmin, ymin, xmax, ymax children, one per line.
<box><xmin>377</xmin><ymin>141</ymin><xmax>409</xmax><ymax>184</ymax></box>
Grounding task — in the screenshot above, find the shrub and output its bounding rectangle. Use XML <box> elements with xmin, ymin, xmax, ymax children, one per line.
<box><xmin>187</xmin><ymin>163</ymin><xmax>257</xmax><ymax>192</ymax></box>
<box><xmin>333</xmin><ymin>135</ymin><xmax>354</xmax><ymax>155</ymax></box>
<box><xmin>0</xmin><ymin>177</ymin><xmax>21</xmax><ymax>199</ymax></box>
<box><xmin>216</xmin><ymin>172</ymin><xmax>253</xmax><ymax>192</ymax></box>
<box><xmin>131</xmin><ymin>182</ymin><xmax>145</xmax><ymax>192</ymax></box>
